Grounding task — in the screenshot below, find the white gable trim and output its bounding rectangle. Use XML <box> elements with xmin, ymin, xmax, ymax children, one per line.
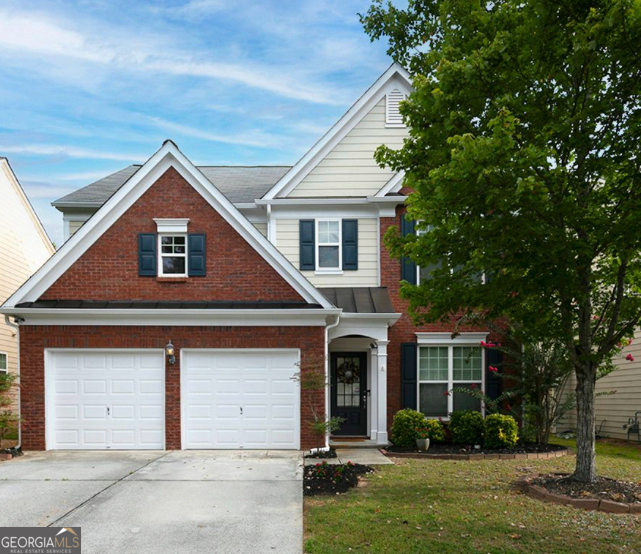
<box><xmin>3</xmin><ymin>141</ymin><xmax>333</xmax><ymax>309</ymax></box>
<box><xmin>262</xmin><ymin>63</ymin><xmax>412</xmax><ymax>200</ymax></box>
<box><xmin>375</xmin><ymin>171</ymin><xmax>405</xmax><ymax>197</ymax></box>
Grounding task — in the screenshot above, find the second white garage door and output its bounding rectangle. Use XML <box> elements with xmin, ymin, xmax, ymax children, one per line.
<box><xmin>181</xmin><ymin>349</ymin><xmax>300</xmax><ymax>450</ymax></box>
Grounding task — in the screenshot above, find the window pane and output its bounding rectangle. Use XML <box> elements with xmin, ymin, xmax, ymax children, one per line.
<box><xmin>318</xmin><ymin>221</ymin><xmax>329</xmax><ymax>243</ymax></box>
<box><xmin>453</xmin><ymin>386</ymin><xmax>482</xmax><ymax>412</ymax></box>
<box><xmin>419</xmin><ymin>383</ymin><xmax>448</xmax><ymax>417</ymax></box>
<box><xmin>161</xmin><ymin>236</ymin><xmax>172</xmax><ymax>245</ymax></box>
<box><xmin>327</xmin><ymin>221</ymin><xmax>339</xmax><ymax>242</ymax></box>
<box><xmin>174</xmin><ymin>245</ymin><xmax>185</xmax><ymax>254</ymax></box>
<box><xmin>453</xmin><ymin>346</ymin><xmax>482</xmax><ymax>381</ymax></box>
<box><xmin>162</xmin><ymin>256</ymin><xmax>186</xmax><ymax>274</ymax></box>
<box><xmin>0</xmin><ymin>354</ymin><xmax>6</xmax><ymax>370</ymax></box>
<box><xmin>319</xmin><ymin>246</ymin><xmax>339</xmax><ymax>268</ymax></box>
<box><xmin>419</xmin><ymin>346</ymin><xmax>448</xmax><ymax>381</ymax></box>
<box><xmin>174</xmin><ymin>236</ymin><xmax>185</xmax><ymax>245</ymax></box>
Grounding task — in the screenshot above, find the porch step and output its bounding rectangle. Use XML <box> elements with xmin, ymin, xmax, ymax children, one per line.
<box><xmin>329</xmin><ymin>438</ymin><xmax>385</xmax><ymax>449</ymax></box>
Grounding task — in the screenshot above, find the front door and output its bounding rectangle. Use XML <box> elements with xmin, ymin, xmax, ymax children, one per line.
<box><xmin>331</xmin><ymin>352</ymin><xmax>367</xmax><ymax>436</ymax></box>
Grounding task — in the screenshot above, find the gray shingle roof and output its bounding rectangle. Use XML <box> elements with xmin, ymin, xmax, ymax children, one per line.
<box><xmin>318</xmin><ymin>287</ymin><xmax>395</xmax><ymax>314</ymax></box>
<box><xmin>52</xmin><ymin>165</ymin><xmax>291</xmax><ymax>207</ymax></box>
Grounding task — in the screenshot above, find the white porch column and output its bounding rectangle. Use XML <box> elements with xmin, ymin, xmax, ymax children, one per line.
<box><xmin>369</xmin><ymin>346</ymin><xmax>378</xmax><ymax>441</ymax></box>
<box><xmin>376</xmin><ymin>340</ymin><xmax>389</xmax><ymax>445</ymax></box>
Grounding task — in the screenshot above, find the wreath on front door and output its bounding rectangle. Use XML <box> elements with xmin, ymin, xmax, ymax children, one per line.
<box><xmin>337</xmin><ymin>359</ymin><xmax>359</xmax><ymax>385</ymax></box>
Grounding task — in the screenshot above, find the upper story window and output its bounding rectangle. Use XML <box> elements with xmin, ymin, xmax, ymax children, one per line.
<box><xmin>159</xmin><ymin>235</ymin><xmax>187</xmax><ymax>276</ymax></box>
<box><xmin>0</xmin><ymin>352</ymin><xmax>7</xmax><ymax>374</ymax></box>
<box><xmin>317</xmin><ymin>219</ymin><xmax>341</xmax><ymax>271</ymax></box>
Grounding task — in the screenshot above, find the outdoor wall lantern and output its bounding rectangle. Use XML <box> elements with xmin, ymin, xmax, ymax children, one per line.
<box><xmin>165</xmin><ymin>340</ymin><xmax>175</xmax><ymax>365</ymax></box>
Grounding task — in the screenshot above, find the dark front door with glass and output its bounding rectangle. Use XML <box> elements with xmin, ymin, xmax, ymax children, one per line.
<box><xmin>331</xmin><ymin>352</ymin><xmax>367</xmax><ymax>436</ymax></box>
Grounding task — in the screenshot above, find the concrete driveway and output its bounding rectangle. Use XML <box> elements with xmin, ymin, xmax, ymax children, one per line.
<box><xmin>0</xmin><ymin>450</ymin><xmax>303</xmax><ymax>554</ymax></box>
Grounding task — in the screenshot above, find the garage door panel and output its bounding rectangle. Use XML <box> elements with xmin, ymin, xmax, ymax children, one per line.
<box><xmin>47</xmin><ymin>351</ymin><xmax>164</xmax><ymax>450</ymax></box>
<box><xmin>182</xmin><ymin>349</ymin><xmax>300</xmax><ymax>450</ymax></box>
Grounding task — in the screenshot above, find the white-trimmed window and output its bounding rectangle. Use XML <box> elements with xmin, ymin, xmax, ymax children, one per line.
<box><xmin>316</xmin><ymin>219</ymin><xmax>341</xmax><ymax>271</ymax></box>
<box><xmin>159</xmin><ymin>235</ymin><xmax>187</xmax><ymax>276</ymax></box>
<box><xmin>0</xmin><ymin>352</ymin><xmax>7</xmax><ymax>374</ymax></box>
<box><xmin>418</xmin><ymin>345</ymin><xmax>483</xmax><ymax>418</ymax></box>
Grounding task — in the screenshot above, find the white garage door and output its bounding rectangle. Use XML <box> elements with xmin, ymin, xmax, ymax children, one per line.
<box><xmin>182</xmin><ymin>349</ymin><xmax>300</xmax><ymax>450</ymax></box>
<box><xmin>46</xmin><ymin>350</ymin><xmax>165</xmax><ymax>450</ymax></box>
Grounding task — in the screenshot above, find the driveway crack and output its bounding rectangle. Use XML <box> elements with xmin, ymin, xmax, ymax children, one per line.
<box><xmin>47</xmin><ymin>452</ymin><xmax>171</xmax><ymax>528</ymax></box>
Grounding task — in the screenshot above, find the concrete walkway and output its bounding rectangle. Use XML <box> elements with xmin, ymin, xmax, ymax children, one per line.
<box><xmin>0</xmin><ymin>450</ymin><xmax>303</xmax><ymax>554</ymax></box>
<box><xmin>304</xmin><ymin>448</ymin><xmax>393</xmax><ymax>466</ymax></box>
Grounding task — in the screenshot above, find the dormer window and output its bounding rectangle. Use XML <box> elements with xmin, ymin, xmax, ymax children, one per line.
<box><xmin>386</xmin><ymin>88</ymin><xmax>407</xmax><ymax>128</ymax></box>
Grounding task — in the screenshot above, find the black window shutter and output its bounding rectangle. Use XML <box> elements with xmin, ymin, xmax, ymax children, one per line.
<box><xmin>400</xmin><ymin>216</ymin><xmax>417</xmax><ymax>284</ymax></box>
<box><xmin>401</xmin><ymin>343</ymin><xmax>418</xmax><ymax>410</ymax></box>
<box><xmin>342</xmin><ymin>219</ymin><xmax>358</xmax><ymax>270</ymax></box>
<box><xmin>138</xmin><ymin>233</ymin><xmax>157</xmax><ymax>277</ymax></box>
<box><xmin>299</xmin><ymin>220</ymin><xmax>315</xmax><ymax>270</ymax></box>
<box><xmin>188</xmin><ymin>233</ymin><xmax>206</xmax><ymax>276</ymax></box>
<box><xmin>485</xmin><ymin>348</ymin><xmax>503</xmax><ymax>400</ymax></box>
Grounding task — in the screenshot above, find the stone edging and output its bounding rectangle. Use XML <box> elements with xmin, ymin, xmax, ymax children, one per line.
<box><xmin>380</xmin><ymin>448</ymin><xmax>570</xmax><ymax>461</ymax></box>
<box><xmin>517</xmin><ymin>474</ymin><xmax>641</xmax><ymax>514</ymax></box>
<box><xmin>0</xmin><ymin>453</ymin><xmax>12</xmax><ymax>461</ymax></box>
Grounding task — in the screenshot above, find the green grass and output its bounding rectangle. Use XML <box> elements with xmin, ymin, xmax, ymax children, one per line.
<box><xmin>305</xmin><ymin>440</ymin><xmax>641</xmax><ymax>554</ymax></box>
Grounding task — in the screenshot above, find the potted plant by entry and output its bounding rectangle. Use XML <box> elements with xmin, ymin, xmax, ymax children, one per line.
<box><xmin>415</xmin><ymin>427</ymin><xmax>431</xmax><ymax>452</ymax></box>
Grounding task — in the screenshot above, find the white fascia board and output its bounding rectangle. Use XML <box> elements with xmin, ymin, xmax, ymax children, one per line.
<box><xmin>375</xmin><ymin>171</ymin><xmax>406</xmax><ymax>197</ymax></box>
<box><xmin>3</xmin><ymin>141</ymin><xmax>333</xmax><ymax>309</ymax></box>
<box><xmin>256</xmin><ymin>198</ymin><xmax>371</xmax><ymax>206</ymax></box>
<box><xmin>416</xmin><ymin>332</ymin><xmax>489</xmax><ymax>344</ymax></box>
<box><xmin>262</xmin><ymin>63</ymin><xmax>412</xmax><ymax>200</ymax></box>
<box><xmin>0</xmin><ymin>307</ymin><xmax>341</xmax><ymax>326</ymax></box>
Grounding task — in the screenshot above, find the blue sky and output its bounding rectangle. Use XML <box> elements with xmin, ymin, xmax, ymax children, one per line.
<box><xmin>0</xmin><ymin>0</ymin><xmax>394</xmax><ymax>245</ymax></box>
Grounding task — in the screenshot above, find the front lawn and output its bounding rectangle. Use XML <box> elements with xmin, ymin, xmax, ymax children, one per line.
<box><xmin>305</xmin><ymin>440</ymin><xmax>641</xmax><ymax>554</ymax></box>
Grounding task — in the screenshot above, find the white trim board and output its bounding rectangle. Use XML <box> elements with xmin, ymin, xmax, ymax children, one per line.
<box><xmin>2</xmin><ymin>141</ymin><xmax>333</xmax><ymax>310</ymax></box>
<box><xmin>415</xmin><ymin>332</ymin><xmax>489</xmax><ymax>345</ymax></box>
<box><xmin>262</xmin><ymin>63</ymin><xmax>412</xmax><ymax>200</ymax></box>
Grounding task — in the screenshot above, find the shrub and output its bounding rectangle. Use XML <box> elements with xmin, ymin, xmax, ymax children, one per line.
<box><xmin>391</xmin><ymin>409</ymin><xmax>426</xmax><ymax>447</ymax></box>
<box><xmin>416</xmin><ymin>418</ymin><xmax>446</xmax><ymax>442</ymax></box>
<box><xmin>449</xmin><ymin>410</ymin><xmax>485</xmax><ymax>445</ymax></box>
<box><xmin>484</xmin><ymin>414</ymin><xmax>519</xmax><ymax>449</ymax></box>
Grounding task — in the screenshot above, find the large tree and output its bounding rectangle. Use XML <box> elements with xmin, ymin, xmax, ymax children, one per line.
<box><xmin>361</xmin><ymin>0</ymin><xmax>641</xmax><ymax>482</ymax></box>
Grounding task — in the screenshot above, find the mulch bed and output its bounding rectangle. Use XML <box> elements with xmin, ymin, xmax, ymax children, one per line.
<box><xmin>386</xmin><ymin>442</ymin><xmax>566</xmax><ymax>455</ymax></box>
<box><xmin>304</xmin><ymin>462</ymin><xmax>374</xmax><ymax>496</ymax></box>
<box><xmin>304</xmin><ymin>449</ymin><xmax>338</xmax><ymax>459</ymax></box>
<box><xmin>532</xmin><ymin>474</ymin><xmax>641</xmax><ymax>505</ymax></box>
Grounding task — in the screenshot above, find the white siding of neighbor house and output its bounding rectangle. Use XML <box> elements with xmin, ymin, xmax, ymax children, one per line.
<box><xmin>0</xmin><ymin>160</ymin><xmax>54</xmax><ymax>379</ymax></box>
<box><xmin>275</xmin><ymin>218</ymin><xmax>379</xmax><ymax>287</ymax></box>
<box><xmin>252</xmin><ymin>222</ymin><xmax>267</xmax><ymax>237</ymax></box>
<box><xmin>557</xmin><ymin>332</ymin><xmax>641</xmax><ymax>441</ymax></box>
<box><xmin>287</xmin><ymin>98</ymin><xmax>408</xmax><ymax>198</ymax></box>
<box><xmin>68</xmin><ymin>220</ymin><xmax>86</xmax><ymax>237</ymax></box>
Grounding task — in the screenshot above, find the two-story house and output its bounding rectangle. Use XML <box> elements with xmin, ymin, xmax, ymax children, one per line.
<box><xmin>0</xmin><ymin>64</ymin><xmax>499</xmax><ymax>451</ymax></box>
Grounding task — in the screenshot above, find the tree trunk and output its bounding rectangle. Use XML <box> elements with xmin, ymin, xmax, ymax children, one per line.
<box><xmin>572</xmin><ymin>368</ymin><xmax>597</xmax><ymax>482</ymax></box>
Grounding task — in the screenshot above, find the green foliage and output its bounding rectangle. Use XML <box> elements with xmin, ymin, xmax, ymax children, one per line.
<box><xmin>416</xmin><ymin>418</ymin><xmax>446</xmax><ymax>442</ymax></box>
<box><xmin>391</xmin><ymin>408</ymin><xmax>427</xmax><ymax>447</ymax></box>
<box><xmin>449</xmin><ymin>411</ymin><xmax>485</xmax><ymax>445</ymax></box>
<box><xmin>0</xmin><ymin>372</ymin><xmax>18</xmax><ymax>448</ymax></box>
<box><xmin>361</xmin><ymin>0</ymin><xmax>641</xmax><ymax>482</ymax></box>
<box><xmin>484</xmin><ymin>414</ymin><xmax>519</xmax><ymax>449</ymax></box>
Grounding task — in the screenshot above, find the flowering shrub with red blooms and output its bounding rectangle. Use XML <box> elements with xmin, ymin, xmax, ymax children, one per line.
<box><xmin>488</xmin><ymin>365</ymin><xmax>499</xmax><ymax>372</ymax></box>
<box><xmin>309</xmin><ymin>461</ymin><xmax>351</xmax><ymax>483</ymax></box>
<box><xmin>626</xmin><ymin>353</ymin><xmax>635</xmax><ymax>362</ymax></box>
<box><xmin>415</xmin><ymin>419</ymin><xmax>446</xmax><ymax>442</ymax></box>
<box><xmin>443</xmin><ymin>390</ymin><xmax>450</xmax><ymax>396</ymax></box>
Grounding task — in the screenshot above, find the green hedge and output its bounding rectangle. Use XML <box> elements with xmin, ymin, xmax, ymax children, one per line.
<box><xmin>449</xmin><ymin>410</ymin><xmax>485</xmax><ymax>445</ymax></box>
<box><xmin>484</xmin><ymin>413</ymin><xmax>519</xmax><ymax>449</ymax></box>
<box><xmin>391</xmin><ymin>409</ymin><xmax>427</xmax><ymax>447</ymax></box>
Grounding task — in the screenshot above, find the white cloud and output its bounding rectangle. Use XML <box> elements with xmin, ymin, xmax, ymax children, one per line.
<box><xmin>0</xmin><ymin>8</ymin><xmax>346</xmax><ymax>105</ymax></box>
<box><xmin>0</xmin><ymin>144</ymin><xmax>144</xmax><ymax>161</ymax></box>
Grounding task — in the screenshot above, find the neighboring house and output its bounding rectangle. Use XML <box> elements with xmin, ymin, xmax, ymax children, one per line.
<box><xmin>0</xmin><ymin>64</ymin><xmax>500</xmax><ymax>452</ymax></box>
<box><xmin>0</xmin><ymin>157</ymin><xmax>55</xmax><ymax>386</ymax></box>
<box><xmin>559</xmin><ymin>337</ymin><xmax>641</xmax><ymax>442</ymax></box>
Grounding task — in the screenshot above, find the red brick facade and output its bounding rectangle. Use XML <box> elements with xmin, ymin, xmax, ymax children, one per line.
<box><xmin>41</xmin><ymin>167</ymin><xmax>303</xmax><ymax>302</ymax></box>
<box><xmin>20</xmin><ymin>325</ymin><xmax>324</xmax><ymax>450</ymax></box>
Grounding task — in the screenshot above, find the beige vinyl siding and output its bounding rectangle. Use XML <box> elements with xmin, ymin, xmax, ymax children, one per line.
<box><xmin>276</xmin><ymin>218</ymin><xmax>378</xmax><ymax>287</ymax></box>
<box><xmin>69</xmin><ymin>220</ymin><xmax>85</xmax><ymax>236</ymax></box>
<box><xmin>0</xmin><ymin>161</ymin><xmax>54</xmax><ymax>379</ymax></box>
<box><xmin>288</xmin><ymin>98</ymin><xmax>408</xmax><ymax>197</ymax></box>
<box><xmin>252</xmin><ymin>222</ymin><xmax>268</xmax><ymax>237</ymax></box>
<box><xmin>557</xmin><ymin>331</ymin><xmax>641</xmax><ymax>440</ymax></box>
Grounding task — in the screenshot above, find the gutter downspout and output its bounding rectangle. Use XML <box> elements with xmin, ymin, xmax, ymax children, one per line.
<box><xmin>4</xmin><ymin>315</ymin><xmax>21</xmax><ymax>450</ymax></box>
<box><xmin>323</xmin><ymin>313</ymin><xmax>341</xmax><ymax>450</ymax></box>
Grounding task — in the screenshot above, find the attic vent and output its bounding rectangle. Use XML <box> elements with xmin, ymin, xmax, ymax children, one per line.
<box><xmin>386</xmin><ymin>88</ymin><xmax>407</xmax><ymax>127</ymax></box>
